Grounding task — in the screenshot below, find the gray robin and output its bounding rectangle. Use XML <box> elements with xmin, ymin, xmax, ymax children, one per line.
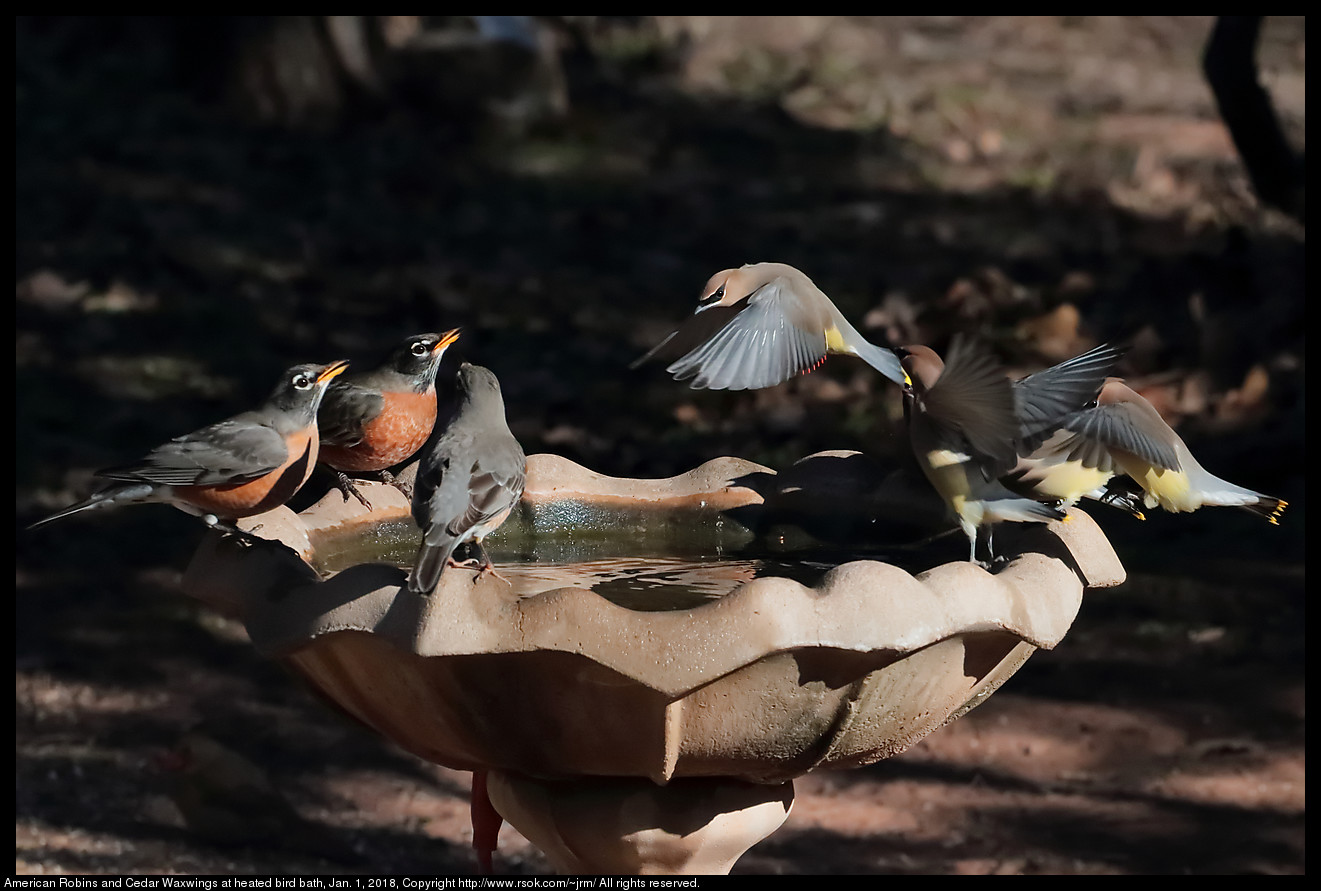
<box><xmin>1008</xmin><ymin>378</ymin><xmax>1287</xmax><ymax>523</ymax></box>
<box><xmin>633</xmin><ymin>262</ymin><xmax>908</xmax><ymax>390</ymax></box>
<box><xmin>897</xmin><ymin>338</ymin><xmax>1121</xmax><ymax>564</ymax></box>
<box><xmin>409</xmin><ymin>363</ymin><xmax>526</xmax><ymax>594</ymax></box>
<box><xmin>317</xmin><ymin>329</ymin><xmax>462</xmax><ymax>508</ymax></box>
<box><xmin>29</xmin><ymin>360</ymin><xmax>349</xmax><ymax>530</ymax></box>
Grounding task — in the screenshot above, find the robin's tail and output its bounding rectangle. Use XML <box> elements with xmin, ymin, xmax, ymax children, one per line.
<box><xmin>408</xmin><ymin>536</ymin><xmax>459</xmax><ymax>595</ymax></box>
<box><xmin>27</xmin><ymin>483</ymin><xmax>157</xmax><ymax>530</ymax></box>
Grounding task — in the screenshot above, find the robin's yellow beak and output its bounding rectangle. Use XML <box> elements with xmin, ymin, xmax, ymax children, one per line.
<box><xmin>317</xmin><ymin>359</ymin><xmax>351</xmax><ymax>383</ymax></box>
<box><xmin>434</xmin><ymin>328</ymin><xmax>462</xmax><ymax>353</ymax></box>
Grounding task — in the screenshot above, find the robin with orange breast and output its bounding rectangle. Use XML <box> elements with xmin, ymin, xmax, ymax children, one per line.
<box><xmin>318</xmin><ymin>329</ymin><xmax>462</xmax><ymax>508</ymax></box>
<box><xmin>29</xmin><ymin>360</ymin><xmax>349</xmax><ymax>531</ymax></box>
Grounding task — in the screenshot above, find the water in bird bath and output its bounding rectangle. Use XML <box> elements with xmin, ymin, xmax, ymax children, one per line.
<box><xmin>310</xmin><ymin>501</ymin><xmax>925</xmax><ymax>610</ymax></box>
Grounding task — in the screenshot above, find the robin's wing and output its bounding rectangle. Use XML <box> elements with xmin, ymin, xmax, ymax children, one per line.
<box><xmin>409</xmin><ymin>445</ymin><xmax>470</xmax><ymax>594</ymax></box>
<box><xmin>662</xmin><ymin>283</ymin><xmax>828</xmax><ymax>391</ymax></box>
<box><xmin>444</xmin><ymin>439</ymin><xmax>526</xmax><ymax>540</ymax></box>
<box><xmin>1056</xmin><ymin>401</ymin><xmax>1182</xmax><ymax>472</ymax></box>
<box><xmin>412</xmin><ymin>440</ymin><xmax>466</xmax><ymax>537</ymax></box>
<box><xmin>97</xmin><ymin>415</ymin><xmax>289</xmax><ymax>487</ymax></box>
<box><xmin>317</xmin><ymin>381</ymin><xmax>384</xmax><ymax>448</ymax></box>
<box><xmin>1013</xmin><ymin>344</ymin><xmax>1123</xmax><ymax>443</ymax></box>
<box><xmin>409</xmin><ymin>434</ymin><xmax>525</xmax><ymax>594</ymax></box>
<box><xmin>921</xmin><ymin>337</ymin><xmax>1021</xmax><ymax>474</ymax></box>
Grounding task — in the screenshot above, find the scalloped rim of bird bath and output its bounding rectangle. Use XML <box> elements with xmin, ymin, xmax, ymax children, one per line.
<box><xmin>182</xmin><ymin>450</ymin><xmax>1125</xmax><ymax>874</ymax></box>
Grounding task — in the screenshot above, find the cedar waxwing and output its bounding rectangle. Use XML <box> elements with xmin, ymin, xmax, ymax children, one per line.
<box><xmin>1000</xmin><ymin>343</ymin><xmax>1144</xmax><ymax>515</ymax></box>
<box><xmin>318</xmin><ymin>329</ymin><xmax>462</xmax><ymax>508</ymax></box>
<box><xmin>409</xmin><ymin>363</ymin><xmax>527</xmax><ymax>593</ymax></box>
<box><xmin>1005</xmin><ymin>424</ymin><xmax>1153</xmax><ymax>519</ymax></box>
<box><xmin>1010</xmin><ymin>344</ymin><xmax>1127</xmax><ymax>442</ymax></box>
<box><xmin>1010</xmin><ymin>378</ymin><xmax>1287</xmax><ymax>523</ymax></box>
<box><xmin>30</xmin><ymin>361</ymin><xmax>350</xmax><ymax>531</ymax></box>
<box><xmin>898</xmin><ymin>337</ymin><xmax>1072</xmax><ymax>565</ymax></box>
<box><xmin>633</xmin><ymin>262</ymin><xmax>907</xmax><ymax>390</ymax></box>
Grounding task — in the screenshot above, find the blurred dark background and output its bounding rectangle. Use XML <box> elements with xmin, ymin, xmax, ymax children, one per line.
<box><xmin>15</xmin><ymin>16</ymin><xmax>1304</xmax><ymax>875</ymax></box>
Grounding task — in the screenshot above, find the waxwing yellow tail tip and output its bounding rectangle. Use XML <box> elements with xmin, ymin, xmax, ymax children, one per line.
<box><xmin>1134</xmin><ymin>511</ymin><xmax>1146</xmax><ymax>521</ymax></box>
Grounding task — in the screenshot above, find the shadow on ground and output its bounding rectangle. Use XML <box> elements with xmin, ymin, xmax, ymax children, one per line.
<box><xmin>16</xmin><ymin>16</ymin><xmax>1303</xmax><ymax>875</ymax></box>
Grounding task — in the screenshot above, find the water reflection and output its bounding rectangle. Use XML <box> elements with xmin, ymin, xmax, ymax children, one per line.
<box><xmin>492</xmin><ymin>555</ymin><xmax>849</xmax><ymax>611</ymax></box>
<box><xmin>310</xmin><ymin>504</ymin><xmax>926</xmax><ymax>611</ymax></box>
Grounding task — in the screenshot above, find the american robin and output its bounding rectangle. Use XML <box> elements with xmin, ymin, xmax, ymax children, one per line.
<box><xmin>29</xmin><ymin>360</ymin><xmax>349</xmax><ymax>530</ymax></box>
<box><xmin>317</xmin><ymin>329</ymin><xmax>462</xmax><ymax>507</ymax></box>
<box><xmin>409</xmin><ymin>362</ymin><xmax>526</xmax><ymax>594</ymax></box>
<box><xmin>633</xmin><ymin>262</ymin><xmax>908</xmax><ymax>390</ymax></box>
<box><xmin>898</xmin><ymin>338</ymin><xmax>1084</xmax><ymax>565</ymax></box>
<box><xmin>1009</xmin><ymin>378</ymin><xmax>1287</xmax><ymax>523</ymax></box>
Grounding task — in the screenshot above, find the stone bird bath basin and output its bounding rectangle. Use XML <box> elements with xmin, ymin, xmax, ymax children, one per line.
<box><xmin>182</xmin><ymin>451</ymin><xmax>1125</xmax><ymax>874</ymax></box>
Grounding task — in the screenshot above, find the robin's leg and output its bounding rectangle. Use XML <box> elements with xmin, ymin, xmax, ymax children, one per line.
<box><xmin>378</xmin><ymin>470</ymin><xmax>413</xmax><ymax>501</ymax></box>
<box><xmin>333</xmin><ymin>471</ymin><xmax>374</xmax><ymax>510</ymax></box>
<box><xmin>201</xmin><ymin>514</ymin><xmax>266</xmax><ymax>545</ymax></box>
<box><xmin>203</xmin><ymin>514</ymin><xmax>245</xmax><ymax>535</ymax></box>
<box><xmin>470</xmin><ymin>542</ymin><xmax>510</xmax><ymax>584</ymax></box>
<box><xmin>447</xmin><ymin>540</ymin><xmax>480</xmax><ymax>568</ymax></box>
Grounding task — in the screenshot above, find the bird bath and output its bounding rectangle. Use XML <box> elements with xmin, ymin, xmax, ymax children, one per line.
<box><xmin>182</xmin><ymin>451</ymin><xmax>1126</xmax><ymax>875</ymax></box>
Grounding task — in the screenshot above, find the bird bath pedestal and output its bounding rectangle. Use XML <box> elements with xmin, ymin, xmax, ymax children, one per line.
<box><xmin>182</xmin><ymin>452</ymin><xmax>1125</xmax><ymax>875</ymax></box>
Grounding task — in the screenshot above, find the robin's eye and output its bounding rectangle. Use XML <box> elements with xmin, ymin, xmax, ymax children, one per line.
<box><xmin>293</xmin><ymin>374</ymin><xmax>313</xmax><ymax>389</ymax></box>
<box><xmin>411</xmin><ymin>342</ymin><xmax>429</xmax><ymax>356</ymax></box>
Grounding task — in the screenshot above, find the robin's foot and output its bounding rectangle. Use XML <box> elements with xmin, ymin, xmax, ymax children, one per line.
<box><xmin>380</xmin><ymin>470</ymin><xmax>413</xmax><ymax>501</ymax></box>
<box><xmin>335</xmin><ymin>472</ymin><xmax>374</xmax><ymax>510</ymax></box>
<box><xmin>472</xmin><ymin>560</ymin><xmax>511</xmax><ymax>584</ymax></box>
<box><xmin>447</xmin><ymin>550</ymin><xmax>510</xmax><ymax>584</ymax></box>
<box><xmin>202</xmin><ymin>514</ymin><xmax>244</xmax><ymax>534</ymax></box>
<box><xmin>205</xmin><ymin>517</ymin><xmax>264</xmax><ymax>547</ymax></box>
